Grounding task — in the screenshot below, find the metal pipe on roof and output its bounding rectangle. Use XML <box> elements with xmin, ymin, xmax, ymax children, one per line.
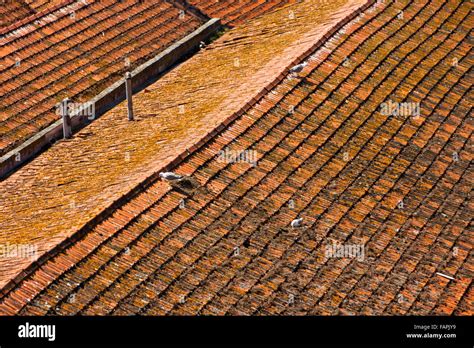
<box><xmin>61</xmin><ymin>98</ymin><xmax>72</xmax><ymax>139</ymax></box>
<box><xmin>125</xmin><ymin>72</ymin><xmax>134</xmax><ymax>121</ymax></box>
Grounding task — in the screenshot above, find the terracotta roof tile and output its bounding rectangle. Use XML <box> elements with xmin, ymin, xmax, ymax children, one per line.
<box><xmin>25</xmin><ymin>0</ymin><xmax>65</xmax><ymax>12</ymax></box>
<box><xmin>1</xmin><ymin>0</ymin><xmax>472</xmax><ymax>316</ymax></box>
<box><xmin>0</xmin><ymin>1</ymin><xmax>34</xmax><ymax>28</ymax></box>
<box><xmin>188</xmin><ymin>0</ymin><xmax>296</xmax><ymax>26</ymax></box>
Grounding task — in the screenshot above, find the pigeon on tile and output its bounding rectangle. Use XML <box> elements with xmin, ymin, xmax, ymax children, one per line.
<box><xmin>290</xmin><ymin>217</ymin><xmax>303</xmax><ymax>228</ymax></box>
<box><xmin>159</xmin><ymin>172</ymin><xmax>183</xmax><ymax>182</ymax></box>
<box><xmin>289</xmin><ymin>62</ymin><xmax>308</xmax><ymax>74</ymax></box>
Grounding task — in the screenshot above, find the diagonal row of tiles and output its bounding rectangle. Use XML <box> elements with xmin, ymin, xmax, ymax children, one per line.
<box><xmin>0</xmin><ymin>0</ymin><xmax>65</xmax><ymax>28</ymax></box>
<box><xmin>0</xmin><ymin>1</ymin><xmax>34</xmax><ymax>28</ymax></box>
<box><xmin>187</xmin><ymin>0</ymin><xmax>296</xmax><ymax>25</ymax></box>
<box><xmin>0</xmin><ymin>0</ymin><xmax>471</xmax><ymax>315</ymax></box>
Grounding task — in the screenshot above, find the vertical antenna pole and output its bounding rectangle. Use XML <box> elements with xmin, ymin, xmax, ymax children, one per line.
<box><xmin>125</xmin><ymin>72</ymin><xmax>134</xmax><ymax>121</ymax></box>
<box><xmin>61</xmin><ymin>98</ymin><xmax>72</xmax><ymax>139</ymax></box>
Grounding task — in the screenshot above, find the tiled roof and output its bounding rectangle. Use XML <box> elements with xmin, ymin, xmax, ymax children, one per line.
<box><xmin>0</xmin><ymin>0</ymin><xmax>472</xmax><ymax>315</ymax></box>
<box><xmin>0</xmin><ymin>1</ymin><xmax>34</xmax><ymax>28</ymax></box>
<box><xmin>24</xmin><ymin>0</ymin><xmax>65</xmax><ymax>12</ymax></box>
<box><xmin>0</xmin><ymin>0</ymin><xmax>205</xmax><ymax>156</ymax></box>
<box><xmin>0</xmin><ymin>0</ymin><xmax>362</xmax><ymax>290</ymax></box>
<box><xmin>188</xmin><ymin>0</ymin><xmax>295</xmax><ymax>26</ymax></box>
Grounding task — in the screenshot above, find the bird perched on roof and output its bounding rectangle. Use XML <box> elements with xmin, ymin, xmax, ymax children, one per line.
<box><xmin>289</xmin><ymin>62</ymin><xmax>308</xmax><ymax>75</ymax></box>
<box><xmin>159</xmin><ymin>172</ymin><xmax>183</xmax><ymax>182</ymax></box>
<box><xmin>290</xmin><ymin>217</ymin><xmax>303</xmax><ymax>228</ymax></box>
<box><xmin>160</xmin><ymin>172</ymin><xmax>201</xmax><ymax>195</ymax></box>
<box><xmin>199</xmin><ymin>41</ymin><xmax>206</xmax><ymax>49</ymax></box>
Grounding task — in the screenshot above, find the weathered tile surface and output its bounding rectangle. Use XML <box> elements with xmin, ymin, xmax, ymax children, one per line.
<box><xmin>0</xmin><ymin>0</ymin><xmax>471</xmax><ymax>316</ymax></box>
<box><xmin>0</xmin><ymin>0</ymin><xmax>364</xmax><ymax>290</ymax></box>
<box><xmin>188</xmin><ymin>0</ymin><xmax>295</xmax><ymax>25</ymax></box>
<box><xmin>0</xmin><ymin>1</ymin><xmax>34</xmax><ymax>28</ymax></box>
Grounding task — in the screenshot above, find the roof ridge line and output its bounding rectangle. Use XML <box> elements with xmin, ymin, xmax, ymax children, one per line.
<box><xmin>0</xmin><ymin>0</ymin><xmax>377</xmax><ymax>298</ymax></box>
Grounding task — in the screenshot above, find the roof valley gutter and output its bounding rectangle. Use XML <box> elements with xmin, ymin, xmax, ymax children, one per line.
<box><xmin>0</xmin><ymin>18</ymin><xmax>222</xmax><ymax>180</ymax></box>
<box><xmin>0</xmin><ymin>0</ymin><xmax>376</xmax><ymax>296</ymax></box>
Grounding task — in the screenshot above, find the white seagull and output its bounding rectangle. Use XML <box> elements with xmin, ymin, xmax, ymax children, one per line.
<box><xmin>159</xmin><ymin>172</ymin><xmax>183</xmax><ymax>182</ymax></box>
<box><xmin>291</xmin><ymin>217</ymin><xmax>303</xmax><ymax>228</ymax></box>
<box><xmin>289</xmin><ymin>62</ymin><xmax>308</xmax><ymax>74</ymax></box>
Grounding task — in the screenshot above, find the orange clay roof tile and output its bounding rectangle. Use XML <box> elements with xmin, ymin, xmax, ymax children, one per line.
<box><xmin>0</xmin><ymin>0</ymin><xmax>472</xmax><ymax>316</ymax></box>
<box><xmin>25</xmin><ymin>0</ymin><xmax>66</xmax><ymax>13</ymax></box>
<box><xmin>187</xmin><ymin>0</ymin><xmax>296</xmax><ymax>26</ymax></box>
<box><xmin>0</xmin><ymin>1</ymin><xmax>34</xmax><ymax>29</ymax></box>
